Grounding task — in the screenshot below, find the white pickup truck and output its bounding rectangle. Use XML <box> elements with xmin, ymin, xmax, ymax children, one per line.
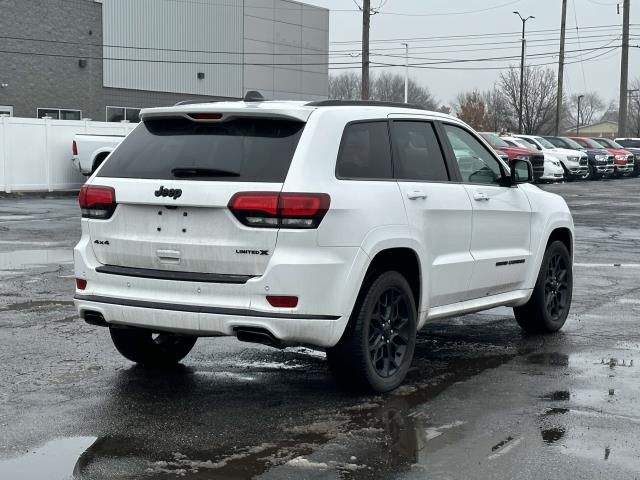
<box><xmin>72</xmin><ymin>134</ymin><xmax>126</xmax><ymax>176</ymax></box>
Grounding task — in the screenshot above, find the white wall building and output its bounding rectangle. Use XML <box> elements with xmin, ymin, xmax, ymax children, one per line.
<box><xmin>102</xmin><ymin>0</ymin><xmax>330</xmax><ymax>101</ymax></box>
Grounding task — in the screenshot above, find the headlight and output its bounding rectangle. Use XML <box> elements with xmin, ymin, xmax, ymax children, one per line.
<box><xmin>516</xmin><ymin>155</ymin><xmax>530</xmax><ymax>161</ymax></box>
<box><xmin>615</xmin><ymin>154</ymin><xmax>626</xmax><ymax>161</ymax></box>
<box><xmin>567</xmin><ymin>156</ymin><xmax>579</xmax><ymax>162</ymax></box>
<box><xmin>595</xmin><ymin>154</ymin><xmax>607</xmax><ymax>161</ymax></box>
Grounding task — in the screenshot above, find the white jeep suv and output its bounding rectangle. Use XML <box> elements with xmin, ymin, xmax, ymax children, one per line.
<box><xmin>74</xmin><ymin>98</ymin><xmax>574</xmax><ymax>392</ymax></box>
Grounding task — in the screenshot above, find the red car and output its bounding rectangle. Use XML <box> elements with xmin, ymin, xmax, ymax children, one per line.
<box><xmin>570</xmin><ymin>137</ymin><xmax>634</xmax><ymax>177</ymax></box>
<box><xmin>479</xmin><ymin>132</ymin><xmax>545</xmax><ymax>181</ymax></box>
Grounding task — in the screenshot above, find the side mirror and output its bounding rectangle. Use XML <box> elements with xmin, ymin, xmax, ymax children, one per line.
<box><xmin>509</xmin><ymin>159</ymin><xmax>533</xmax><ymax>185</ymax></box>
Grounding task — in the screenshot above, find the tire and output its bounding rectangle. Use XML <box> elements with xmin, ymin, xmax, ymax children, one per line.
<box><xmin>110</xmin><ymin>327</ymin><xmax>197</xmax><ymax>366</ymax></box>
<box><xmin>326</xmin><ymin>271</ymin><xmax>417</xmax><ymax>393</ymax></box>
<box><xmin>586</xmin><ymin>163</ymin><xmax>598</xmax><ymax>180</ymax></box>
<box><xmin>514</xmin><ymin>241</ymin><xmax>573</xmax><ymax>334</ymax></box>
<box><xmin>561</xmin><ymin>165</ymin><xmax>576</xmax><ymax>182</ymax></box>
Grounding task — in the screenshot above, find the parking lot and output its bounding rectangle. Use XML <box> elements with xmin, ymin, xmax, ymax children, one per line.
<box><xmin>1</xmin><ymin>178</ymin><xmax>640</xmax><ymax>479</ymax></box>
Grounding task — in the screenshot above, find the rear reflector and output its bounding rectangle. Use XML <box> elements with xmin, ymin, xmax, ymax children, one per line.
<box><xmin>228</xmin><ymin>192</ymin><xmax>330</xmax><ymax>229</ymax></box>
<box><xmin>79</xmin><ymin>185</ymin><xmax>116</xmax><ymax>219</ymax></box>
<box><xmin>266</xmin><ymin>295</ymin><xmax>298</xmax><ymax>308</ymax></box>
<box><xmin>72</xmin><ymin>140</ymin><xmax>78</xmax><ymax>156</ymax></box>
<box><xmin>76</xmin><ymin>278</ymin><xmax>87</xmax><ymax>290</ymax></box>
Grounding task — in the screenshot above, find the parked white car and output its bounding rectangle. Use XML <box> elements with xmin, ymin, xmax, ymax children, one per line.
<box><xmin>501</xmin><ymin>136</ymin><xmax>565</xmax><ymax>182</ymax></box>
<box><xmin>515</xmin><ymin>134</ymin><xmax>589</xmax><ymax>180</ymax></box>
<box><xmin>72</xmin><ymin>134</ymin><xmax>126</xmax><ymax>176</ymax></box>
<box><xmin>74</xmin><ymin>98</ymin><xmax>574</xmax><ymax>392</ymax></box>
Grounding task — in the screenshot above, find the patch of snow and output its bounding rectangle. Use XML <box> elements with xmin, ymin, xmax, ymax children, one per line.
<box><xmin>286</xmin><ymin>457</ymin><xmax>329</xmax><ymax>469</ymax></box>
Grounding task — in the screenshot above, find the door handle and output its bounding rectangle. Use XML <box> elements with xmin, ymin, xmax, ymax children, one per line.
<box><xmin>473</xmin><ymin>192</ymin><xmax>490</xmax><ymax>201</ymax></box>
<box><xmin>407</xmin><ymin>190</ymin><xmax>428</xmax><ymax>200</ymax></box>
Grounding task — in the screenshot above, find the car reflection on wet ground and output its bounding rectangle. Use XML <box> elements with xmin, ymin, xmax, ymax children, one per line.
<box><xmin>1</xmin><ymin>180</ymin><xmax>640</xmax><ymax>479</ymax></box>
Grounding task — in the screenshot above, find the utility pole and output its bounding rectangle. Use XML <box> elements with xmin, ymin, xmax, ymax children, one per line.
<box><xmin>402</xmin><ymin>43</ymin><xmax>409</xmax><ymax>103</ymax></box>
<box><xmin>514</xmin><ymin>11</ymin><xmax>535</xmax><ymax>134</ymax></box>
<box><xmin>618</xmin><ymin>0</ymin><xmax>630</xmax><ymax>137</ymax></box>
<box><xmin>555</xmin><ymin>0</ymin><xmax>568</xmax><ymax>135</ymax></box>
<box><xmin>577</xmin><ymin>94</ymin><xmax>584</xmax><ymax>135</ymax></box>
<box><xmin>361</xmin><ymin>0</ymin><xmax>371</xmax><ymax>100</ymax></box>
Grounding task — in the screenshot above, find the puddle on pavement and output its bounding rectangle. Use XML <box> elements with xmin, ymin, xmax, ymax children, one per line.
<box><xmin>525</xmin><ymin>352</ymin><xmax>569</xmax><ymax>367</ymax></box>
<box><xmin>0</xmin><ymin>436</ymin><xmax>97</xmax><ymax>480</ymax></box>
<box><xmin>0</xmin><ymin>249</ymin><xmax>73</xmax><ymax>270</ymax></box>
<box><xmin>541</xmin><ymin>427</ymin><xmax>566</xmax><ymax>445</ymax></box>
<box><xmin>541</xmin><ymin>390</ymin><xmax>571</xmax><ymax>401</ymax></box>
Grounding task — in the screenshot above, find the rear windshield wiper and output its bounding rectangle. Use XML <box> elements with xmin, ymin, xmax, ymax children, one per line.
<box><xmin>171</xmin><ymin>167</ymin><xmax>240</xmax><ymax>178</ymax></box>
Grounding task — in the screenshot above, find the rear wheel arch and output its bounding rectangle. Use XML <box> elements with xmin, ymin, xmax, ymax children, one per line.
<box><xmin>92</xmin><ymin>151</ymin><xmax>111</xmax><ymax>173</ymax></box>
<box><xmin>360</xmin><ymin>247</ymin><xmax>422</xmax><ymax>315</ymax></box>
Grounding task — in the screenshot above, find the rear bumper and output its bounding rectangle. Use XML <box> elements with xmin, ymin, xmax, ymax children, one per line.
<box><xmin>74</xmin><ymin>233</ymin><xmax>365</xmax><ymax>348</ymax></box>
<box><xmin>74</xmin><ymin>295</ymin><xmax>344</xmax><ymax>347</ymax></box>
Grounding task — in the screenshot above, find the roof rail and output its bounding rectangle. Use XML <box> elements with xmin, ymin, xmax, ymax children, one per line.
<box><xmin>305</xmin><ymin>100</ymin><xmax>427</xmax><ymax>110</ymax></box>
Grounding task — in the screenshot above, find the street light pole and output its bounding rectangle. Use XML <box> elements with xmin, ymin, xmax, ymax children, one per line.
<box><xmin>577</xmin><ymin>94</ymin><xmax>584</xmax><ymax>136</ymax></box>
<box><xmin>514</xmin><ymin>11</ymin><xmax>535</xmax><ymax>134</ymax></box>
<box><xmin>402</xmin><ymin>43</ymin><xmax>409</xmax><ymax>103</ymax></box>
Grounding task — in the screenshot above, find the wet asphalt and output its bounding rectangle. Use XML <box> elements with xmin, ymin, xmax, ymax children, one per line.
<box><xmin>0</xmin><ymin>179</ymin><xmax>639</xmax><ymax>480</ymax></box>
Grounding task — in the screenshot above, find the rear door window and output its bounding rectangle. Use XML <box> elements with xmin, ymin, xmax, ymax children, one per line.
<box><xmin>336</xmin><ymin>121</ymin><xmax>392</xmax><ymax>179</ymax></box>
<box><xmin>98</xmin><ymin>118</ymin><xmax>304</xmax><ymax>182</ymax></box>
<box><xmin>391</xmin><ymin>121</ymin><xmax>449</xmax><ymax>181</ymax></box>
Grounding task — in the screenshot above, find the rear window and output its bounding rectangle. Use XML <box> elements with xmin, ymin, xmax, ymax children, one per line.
<box><xmin>336</xmin><ymin>121</ymin><xmax>392</xmax><ymax>179</ymax></box>
<box><xmin>98</xmin><ymin>117</ymin><xmax>304</xmax><ymax>182</ymax></box>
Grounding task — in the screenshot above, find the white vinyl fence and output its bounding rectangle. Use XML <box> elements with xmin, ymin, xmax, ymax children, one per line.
<box><xmin>0</xmin><ymin>116</ymin><xmax>136</xmax><ymax>193</ymax></box>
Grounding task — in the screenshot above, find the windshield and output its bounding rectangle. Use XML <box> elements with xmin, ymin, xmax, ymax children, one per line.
<box><xmin>535</xmin><ymin>137</ymin><xmax>556</xmax><ymax>149</ymax></box>
<box><xmin>558</xmin><ymin>137</ymin><xmax>585</xmax><ymax>150</ymax></box>
<box><xmin>591</xmin><ymin>138</ymin><xmax>612</xmax><ymax>148</ymax></box>
<box><xmin>480</xmin><ymin>133</ymin><xmax>509</xmax><ymax>148</ymax></box>
<box><xmin>98</xmin><ymin>118</ymin><xmax>305</xmax><ymax>182</ymax></box>
<box><xmin>596</xmin><ymin>138</ymin><xmax>624</xmax><ymax>149</ymax></box>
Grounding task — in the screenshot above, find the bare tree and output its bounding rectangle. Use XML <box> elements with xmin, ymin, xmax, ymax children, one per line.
<box><xmin>628</xmin><ymin>77</ymin><xmax>640</xmax><ymax>137</ymax></box>
<box><xmin>600</xmin><ymin>101</ymin><xmax>619</xmax><ymax>123</ymax></box>
<box><xmin>328</xmin><ymin>72</ymin><xmax>437</xmax><ymax>109</ymax></box>
<box><xmin>499</xmin><ymin>66</ymin><xmax>558</xmax><ymax>134</ymax></box>
<box><xmin>328</xmin><ymin>72</ymin><xmax>361</xmax><ymax>100</ymax></box>
<box><xmin>566</xmin><ymin>92</ymin><xmax>606</xmax><ymax>128</ymax></box>
<box><xmin>454</xmin><ymin>90</ymin><xmax>489</xmax><ymax>130</ymax></box>
<box><xmin>482</xmin><ymin>85</ymin><xmax>512</xmax><ymax>133</ymax></box>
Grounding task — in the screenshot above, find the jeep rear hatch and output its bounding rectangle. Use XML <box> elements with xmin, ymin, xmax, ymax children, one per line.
<box><xmin>87</xmin><ymin>115</ymin><xmax>305</xmax><ymax>277</ymax></box>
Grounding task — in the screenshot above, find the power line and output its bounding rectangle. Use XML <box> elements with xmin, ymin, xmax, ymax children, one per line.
<box><xmin>0</xmin><ymin>31</ymin><xmax>619</xmax><ymax>56</ymax></box>
<box><xmin>0</xmin><ymin>43</ymin><xmax>625</xmax><ymax>70</ymax></box>
<box><xmin>329</xmin><ymin>23</ymin><xmax>638</xmax><ymax>44</ymax></box>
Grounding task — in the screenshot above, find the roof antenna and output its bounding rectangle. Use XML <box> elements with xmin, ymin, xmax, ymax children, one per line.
<box><xmin>244</xmin><ymin>91</ymin><xmax>265</xmax><ymax>102</ymax></box>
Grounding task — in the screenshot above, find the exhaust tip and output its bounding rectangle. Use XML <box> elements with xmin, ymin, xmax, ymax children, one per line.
<box><xmin>83</xmin><ymin>310</ymin><xmax>108</xmax><ymax>327</ymax></box>
<box><xmin>234</xmin><ymin>327</ymin><xmax>282</xmax><ymax>349</ymax></box>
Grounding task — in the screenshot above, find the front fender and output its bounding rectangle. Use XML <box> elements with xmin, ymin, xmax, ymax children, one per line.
<box><xmin>524</xmin><ymin>186</ymin><xmax>574</xmax><ymax>290</ymax></box>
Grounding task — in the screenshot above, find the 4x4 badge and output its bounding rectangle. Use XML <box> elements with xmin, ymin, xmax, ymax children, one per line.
<box><xmin>155</xmin><ymin>186</ymin><xmax>182</xmax><ymax>199</ymax></box>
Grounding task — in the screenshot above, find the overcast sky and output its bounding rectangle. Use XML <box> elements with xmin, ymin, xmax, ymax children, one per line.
<box><xmin>304</xmin><ymin>0</ymin><xmax>639</xmax><ymax>108</ymax></box>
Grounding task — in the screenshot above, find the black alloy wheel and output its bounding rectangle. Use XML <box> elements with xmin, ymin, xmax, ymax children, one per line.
<box><xmin>368</xmin><ymin>288</ymin><xmax>411</xmax><ymax>378</ymax></box>
<box><xmin>544</xmin><ymin>253</ymin><xmax>570</xmax><ymax>320</ymax></box>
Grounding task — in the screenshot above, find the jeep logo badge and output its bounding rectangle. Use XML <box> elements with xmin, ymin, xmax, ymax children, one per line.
<box><xmin>155</xmin><ymin>186</ymin><xmax>182</xmax><ymax>199</ymax></box>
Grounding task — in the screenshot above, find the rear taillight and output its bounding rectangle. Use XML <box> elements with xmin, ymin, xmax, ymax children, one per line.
<box><xmin>228</xmin><ymin>192</ymin><xmax>330</xmax><ymax>229</ymax></box>
<box><xmin>79</xmin><ymin>185</ymin><xmax>116</xmax><ymax>219</ymax></box>
<box><xmin>76</xmin><ymin>278</ymin><xmax>87</xmax><ymax>290</ymax></box>
<box><xmin>72</xmin><ymin>140</ymin><xmax>78</xmax><ymax>156</ymax></box>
